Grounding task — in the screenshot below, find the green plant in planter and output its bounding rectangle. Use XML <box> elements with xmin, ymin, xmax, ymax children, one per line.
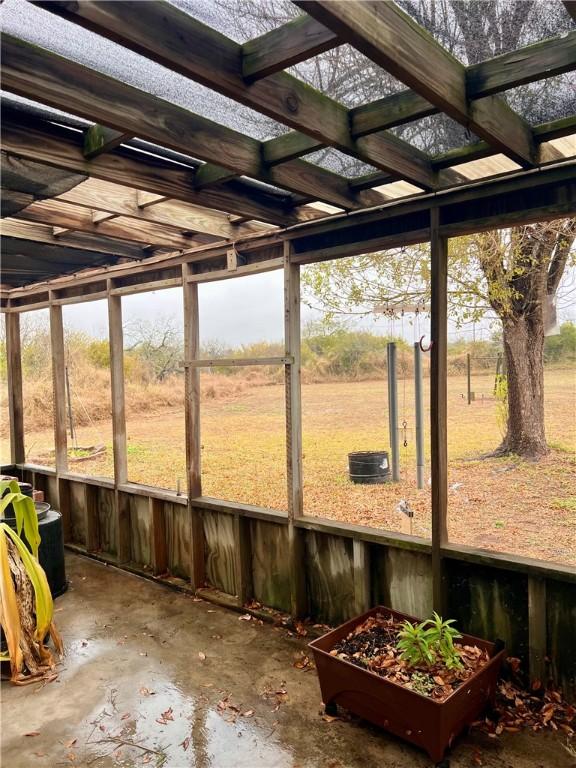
<box><xmin>397</xmin><ymin>619</ymin><xmax>436</xmax><ymax>666</ymax></box>
<box><xmin>0</xmin><ymin>479</ymin><xmax>62</xmax><ymax>683</ymax></box>
<box><xmin>397</xmin><ymin>612</ymin><xmax>463</xmax><ymax>670</ymax></box>
<box><xmin>0</xmin><ymin>479</ymin><xmax>40</xmax><ymax>556</ymax></box>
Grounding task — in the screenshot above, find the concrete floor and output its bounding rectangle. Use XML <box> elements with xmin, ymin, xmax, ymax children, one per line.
<box><xmin>1</xmin><ymin>554</ymin><xmax>571</xmax><ymax>768</ymax></box>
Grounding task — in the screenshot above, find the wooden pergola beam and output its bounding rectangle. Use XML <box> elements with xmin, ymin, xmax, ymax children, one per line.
<box><xmin>5</xmin><ymin>161</ymin><xmax>574</xmax><ymax>300</ymax></box>
<box><xmin>55</xmin><ymin>179</ymin><xmax>272</xmax><ymax>240</ymax></box>
<box><xmin>297</xmin><ymin>1</ymin><xmax>538</xmax><ymax>167</ymax></box>
<box><xmin>347</xmin><ymin>115</ymin><xmax>576</xmax><ymax>192</ymax></box>
<box><xmin>242</xmin><ymin>13</ymin><xmax>338</xmax><ymax>81</ymax></box>
<box><xmin>13</xmin><ymin>199</ymin><xmax>211</xmax><ymax>249</ymax></box>
<box><xmin>260</xmin><ymin>30</ymin><xmax>576</xmax><ymax>163</ymax></box>
<box><xmin>1</xmin><ymin>218</ymin><xmax>147</xmax><ymax>259</ymax></box>
<box><xmin>1</xmin><ymin>35</ymin><xmax>386</xmax><ymax>211</ymax></box>
<box><xmin>31</xmin><ymin>1</ymin><xmax>439</xmax><ymax>190</ymax></box>
<box><xmin>1</xmin><ymin>111</ymin><xmax>314</xmax><ymax>227</ymax></box>
<box><xmin>466</xmin><ymin>30</ymin><xmax>576</xmax><ymax>98</ymax></box>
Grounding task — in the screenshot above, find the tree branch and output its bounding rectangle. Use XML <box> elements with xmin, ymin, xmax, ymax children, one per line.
<box><xmin>547</xmin><ymin>219</ymin><xmax>576</xmax><ymax>296</ymax></box>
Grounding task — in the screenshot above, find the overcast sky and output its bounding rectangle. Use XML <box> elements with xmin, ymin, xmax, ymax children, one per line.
<box><xmin>56</xmin><ymin>269</ymin><xmax>513</xmax><ymax>348</ymax></box>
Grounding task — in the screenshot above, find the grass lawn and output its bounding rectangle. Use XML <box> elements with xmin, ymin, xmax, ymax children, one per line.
<box><xmin>5</xmin><ymin>369</ymin><xmax>575</xmax><ymax>567</ymax></box>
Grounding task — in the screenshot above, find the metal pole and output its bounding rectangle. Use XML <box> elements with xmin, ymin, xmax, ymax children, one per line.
<box><xmin>466</xmin><ymin>352</ymin><xmax>472</xmax><ymax>405</ymax></box>
<box><xmin>414</xmin><ymin>342</ymin><xmax>425</xmax><ymax>489</ymax></box>
<box><xmin>387</xmin><ymin>342</ymin><xmax>400</xmax><ymax>482</ymax></box>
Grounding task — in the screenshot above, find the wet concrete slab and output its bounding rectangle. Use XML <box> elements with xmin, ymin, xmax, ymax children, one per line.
<box><xmin>1</xmin><ymin>554</ymin><xmax>571</xmax><ymax>768</ymax></box>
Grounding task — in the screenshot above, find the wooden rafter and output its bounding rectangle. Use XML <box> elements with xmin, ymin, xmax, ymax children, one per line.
<box><xmin>296</xmin><ymin>1</ymin><xmax>539</xmax><ymax>166</ymax></box>
<box><xmin>250</xmin><ymin>28</ymin><xmax>576</xmax><ymax>166</ymax></box>
<box><xmin>466</xmin><ymin>31</ymin><xmax>576</xmax><ymax>98</ymax></box>
<box><xmin>252</xmin><ymin>29</ymin><xmax>576</xmax><ymax>165</ymax></box>
<box><xmin>347</xmin><ymin>116</ymin><xmax>576</xmax><ymax>192</ymax></box>
<box><xmin>1</xmin><ymin>110</ymin><xmax>319</xmax><ymax>227</ymax></box>
<box><xmin>1</xmin><ymin>218</ymin><xmax>147</xmax><ymax>258</ymax></box>
<box><xmin>31</xmin><ymin>1</ymin><xmax>440</xmax><ymax>189</ymax></box>
<box><xmin>1</xmin><ymin>34</ymin><xmax>389</xmax><ymax>210</ymax></box>
<box><xmin>54</xmin><ymin>179</ymin><xmax>273</xmax><ymax>240</ymax></box>
<box><xmin>242</xmin><ymin>13</ymin><xmax>339</xmax><ymax>81</ymax></box>
<box><xmin>12</xmin><ymin>199</ymin><xmax>212</xmax><ymax>249</ymax></box>
<box><xmin>3</xmin><ymin>161</ymin><xmax>575</xmax><ymax>296</ymax></box>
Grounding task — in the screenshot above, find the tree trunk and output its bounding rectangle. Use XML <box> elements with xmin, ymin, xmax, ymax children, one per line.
<box><xmin>497</xmin><ymin>314</ymin><xmax>548</xmax><ymax>458</ymax></box>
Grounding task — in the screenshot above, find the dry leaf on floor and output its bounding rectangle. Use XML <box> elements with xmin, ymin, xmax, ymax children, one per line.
<box><xmin>156</xmin><ymin>707</ymin><xmax>174</xmax><ymax>725</ymax></box>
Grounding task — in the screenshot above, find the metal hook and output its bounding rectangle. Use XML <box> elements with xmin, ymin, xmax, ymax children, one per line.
<box><xmin>419</xmin><ymin>335</ymin><xmax>433</xmax><ymax>352</ymax></box>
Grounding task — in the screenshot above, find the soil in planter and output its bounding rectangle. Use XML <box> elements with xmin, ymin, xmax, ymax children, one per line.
<box><xmin>330</xmin><ymin>612</ymin><xmax>490</xmax><ymax>702</ymax></box>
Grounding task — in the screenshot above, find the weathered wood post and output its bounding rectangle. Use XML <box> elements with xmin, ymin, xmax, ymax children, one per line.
<box><xmin>284</xmin><ymin>242</ymin><xmax>307</xmax><ymax>617</ymax></box>
<box><xmin>387</xmin><ymin>342</ymin><xmax>400</xmax><ymax>482</ymax></box>
<box><xmin>107</xmin><ymin>282</ymin><xmax>131</xmax><ymax>563</ymax></box>
<box><xmin>430</xmin><ymin>208</ymin><xmax>448</xmax><ymax>615</ymax></box>
<box><xmin>6</xmin><ymin>310</ymin><xmax>25</xmax><ymax>465</ymax></box>
<box><xmin>182</xmin><ymin>264</ymin><xmax>205</xmax><ymax>590</ymax></box>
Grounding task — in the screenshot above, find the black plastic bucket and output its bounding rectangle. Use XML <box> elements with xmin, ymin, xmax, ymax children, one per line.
<box><xmin>36</xmin><ymin>510</ymin><xmax>67</xmax><ymax>598</ymax></box>
<box><xmin>4</xmin><ymin>509</ymin><xmax>67</xmax><ymax>598</ymax></box>
<box><xmin>348</xmin><ymin>451</ymin><xmax>391</xmax><ymax>484</ymax></box>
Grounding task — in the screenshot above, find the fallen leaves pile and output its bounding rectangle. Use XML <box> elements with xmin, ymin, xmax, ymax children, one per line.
<box><xmin>472</xmin><ymin>658</ymin><xmax>575</xmax><ymax>738</ymax></box>
<box><xmin>330</xmin><ymin>613</ymin><xmax>489</xmax><ymax>702</ymax></box>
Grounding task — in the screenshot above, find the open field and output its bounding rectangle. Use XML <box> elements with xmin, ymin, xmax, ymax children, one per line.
<box><xmin>3</xmin><ymin>370</ymin><xmax>575</xmax><ymax>567</ymax></box>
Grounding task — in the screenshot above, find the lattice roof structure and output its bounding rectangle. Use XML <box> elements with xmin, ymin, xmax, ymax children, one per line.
<box><xmin>1</xmin><ymin>0</ymin><xmax>575</xmax><ymax>294</ymax></box>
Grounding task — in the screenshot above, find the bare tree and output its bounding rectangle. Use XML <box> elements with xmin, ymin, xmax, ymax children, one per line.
<box><xmin>124</xmin><ymin>317</ymin><xmax>183</xmax><ymax>382</ymax></box>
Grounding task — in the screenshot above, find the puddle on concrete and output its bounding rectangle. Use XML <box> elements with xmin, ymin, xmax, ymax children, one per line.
<box><xmin>64</xmin><ymin>678</ymin><xmax>294</xmax><ymax>767</ymax></box>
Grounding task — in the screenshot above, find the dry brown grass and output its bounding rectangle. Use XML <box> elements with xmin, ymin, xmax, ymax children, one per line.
<box><xmin>2</xmin><ymin>369</ymin><xmax>574</xmax><ymax>567</ymax></box>
<box><xmin>0</xmin><ymin>369</ymin><xmax>278</xmax><ymax>436</ymax></box>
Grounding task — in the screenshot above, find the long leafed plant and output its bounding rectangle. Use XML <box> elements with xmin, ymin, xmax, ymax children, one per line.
<box><xmin>0</xmin><ymin>479</ymin><xmax>62</xmax><ymax>684</ymax></box>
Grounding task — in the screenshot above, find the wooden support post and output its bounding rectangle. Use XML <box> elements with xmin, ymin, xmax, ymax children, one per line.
<box><xmin>430</xmin><ymin>207</ymin><xmax>449</xmax><ymax>615</ymax></box>
<box><xmin>108</xmin><ymin>289</ymin><xmax>127</xmax><ymax>484</ymax></box>
<box><xmin>57</xmin><ymin>477</ymin><xmax>71</xmax><ymax>542</ymax></box>
<box><xmin>116</xmin><ymin>492</ymin><xmax>132</xmax><ymax>564</ymax></box>
<box><xmin>85</xmin><ymin>484</ymin><xmax>101</xmax><ymax>552</ymax></box>
<box><xmin>353</xmin><ymin>539</ymin><xmax>371</xmax><ymax>615</ymax></box>
<box><xmin>284</xmin><ymin>242</ymin><xmax>307</xmax><ymax>616</ymax></box>
<box><xmin>150</xmin><ymin>497</ymin><xmax>168</xmax><ymax>576</ymax></box>
<box><xmin>183</xmin><ymin>264</ymin><xmax>205</xmax><ymax>589</ymax></box>
<box><xmin>528</xmin><ymin>576</ymin><xmax>547</xmax><ymax>685</ymax></box>
<box><xmin>49</xmin><ymin>300</ymin><xmax>68</xmax><ymax>471</ymax></box>
<box><xmin>233</xmin><ymin>513</ymin><xmax>253</xmax><ymax>606</ymax></box>
<box><xmin>108</xmin><ymin>286</ymin><xmax>131</xmax><ymax>563</ymax></box>
<box><xmin>6</xmin><ymin>312</ymin><xmax>25</xmax><ymax>464</ymax></box>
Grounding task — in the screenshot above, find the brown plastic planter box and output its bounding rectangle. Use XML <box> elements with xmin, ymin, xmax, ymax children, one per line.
<box><xmin>309</xmin><ymin>606</ymin><xmax>506</xmax><ymax>765</ymax></box>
